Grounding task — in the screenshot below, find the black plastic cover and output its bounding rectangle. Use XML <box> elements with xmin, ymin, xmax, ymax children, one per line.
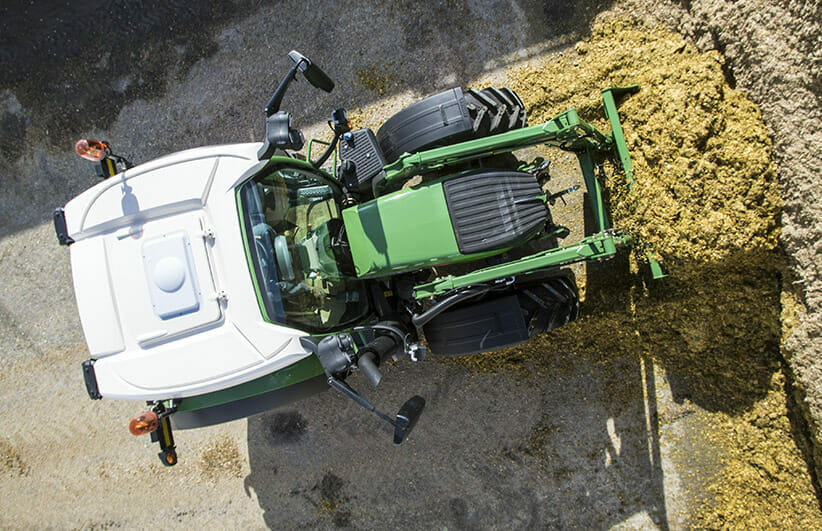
<box><xmin>423</xmin><ymin>294</ymin><xmax>529</xmax><ymax>356</ymax></box>
<box><xmin>258</xmin><ymin>111</ymin><xmax>304</xmax><ymax>160</ymax></box>
<box><xmin>443</xmin><ymin>170</ymin><xmax>547</xmax><ymax>255</ymax></box>
<box><xmin>82</xmin><ymin>359</ymin><xmax>102</xmax><ymax>400</ymax></box>
<box><xmin>376</xmin><ymin>88</ymin><xmax>472</xmax><ymax>162</ymax></box>
<box><xmin>337</xmin><ymin>128</ymin><xmax>387</xmax><ymax>191</ymax></box>
<box><xmin>53</xmin><ymin>208</ymin><xmax>74</xmax><ymax>246</ymax></box>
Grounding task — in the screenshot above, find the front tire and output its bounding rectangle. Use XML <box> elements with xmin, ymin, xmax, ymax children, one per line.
<box><xmin>376</xmin><ymin>86</ymin><xmax>528</xmax><ymax>163</ymax></box>
<box><xmin>423</xmin><ymin>270</ymin><xmax>579</xmax><ymax>357</ymax></box>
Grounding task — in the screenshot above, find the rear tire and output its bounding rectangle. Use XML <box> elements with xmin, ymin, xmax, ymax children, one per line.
<box><xmin>376</xmin><ymin>86</ymin><xmax>528</xmax><ymax>163</ymax></box>
<box><xmin>422</xmin><ymin>293</ymin><xmax>530</xmax><ymax>356</ymax></box>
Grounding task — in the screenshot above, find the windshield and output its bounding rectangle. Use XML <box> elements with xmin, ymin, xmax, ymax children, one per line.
<box><xmin>238</xmin><ymin>164</ymin><xmax>369</xmax><ymax>333</ymax></box>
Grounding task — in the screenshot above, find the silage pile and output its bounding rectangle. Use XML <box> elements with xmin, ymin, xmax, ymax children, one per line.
<box><xmin>452</xmin><ymin>19</ymin><xmax>820</xmax><ymax>527</ymax></box>
<box><xmin>511</xmin><ymin>20</ymin><xmax>781</xmax><ymax>270</ymax></box>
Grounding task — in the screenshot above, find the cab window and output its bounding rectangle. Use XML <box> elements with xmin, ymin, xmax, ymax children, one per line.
<box><xmin>238</xmin><ymin>165</ymin><xmax>369</xmax><ymax>333</ymax></box>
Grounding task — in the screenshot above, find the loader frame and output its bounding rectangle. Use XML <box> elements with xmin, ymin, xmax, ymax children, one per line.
<box><xmin>375</xmin><ymin>85</ymin><xmax>662</xmax><ymax>299</ymax></box>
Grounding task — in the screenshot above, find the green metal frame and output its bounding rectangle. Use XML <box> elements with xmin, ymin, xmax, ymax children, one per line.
<box><xmin>175</xmin><ymin>85</ymin><xmax>655</xmax><ymax>417</ymax></box>
<box><xmin>173</xmin><ymin>355</ymin><xmax>324</xmax><ymax>413</ymax></box>
<box><xmin>372</xmin><ymin>86</ymin><xmax>659</xmax><ymax>297</ymax></box>
<box><xmin>412</xmin><ymin>231</ymin><xmax>633</xmax><ymax>298</ymax></box>
<box><xmin>379</xmin><ymin>107</ymin><xmax>611</xmax><ymax>190</ymax></box>
<box><xmin>603</xmin><ymin>86</ymin><xmax>666</xmax><ymax>279</ymax></box>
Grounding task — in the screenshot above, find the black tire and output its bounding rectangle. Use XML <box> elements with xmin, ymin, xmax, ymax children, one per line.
<box><xmin>423</xmin><ymin>293</ymin><xmax>530</xmax><ymax>356</ymax></box>
<box><xmin>464</xmin><ymin>87</ymin><xmax>528</xmax><ymax>135</ymax></box>
<box><xmin>516</xmin><ymin>272</ymin><xmax>580</xmax><ymax>336</ymax></box>
<box><xmin>376</xmin><ymin>86</ymin><xmax>528</xmax><ymax>163</ymax></box>
<box><xmin>423</xmin><ymin>270</ymin><xmax>579</xmax><ymax>357</ymax></box>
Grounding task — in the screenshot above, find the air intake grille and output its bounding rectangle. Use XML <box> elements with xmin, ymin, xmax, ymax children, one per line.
<box><xmin>443</xmin><ymin>170</ymin><xmax>547</xmax><ymax>255</ymax></box>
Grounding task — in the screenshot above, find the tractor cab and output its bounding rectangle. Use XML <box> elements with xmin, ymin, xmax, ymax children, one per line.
<box><xmin>237</xmin><ymin>160</ymin><xmax>369</xmax><ymax>334</ymax></box>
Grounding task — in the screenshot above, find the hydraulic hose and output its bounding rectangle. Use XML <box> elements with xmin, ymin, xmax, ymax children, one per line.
<box><xmin>311</xmin><ymin>133</ymin><xmax>340</xmax><ymax>169</ymax></box>
<box><xmin>411</xmin><ymin>286</ymin><xmax>490</xmax><ymax>328</ymax></box>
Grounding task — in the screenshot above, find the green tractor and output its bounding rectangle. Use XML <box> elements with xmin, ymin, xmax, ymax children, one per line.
<box><xmin>57</xmin><ymin>50</ymin><xmax>650</xmax><ymax>465</ymax></box>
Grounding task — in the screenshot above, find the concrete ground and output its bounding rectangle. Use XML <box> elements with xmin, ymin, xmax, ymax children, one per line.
<box><xmin>0</xmin><ymin>1</ymin><xmax>818</xmax><ymax>528</ymax></box>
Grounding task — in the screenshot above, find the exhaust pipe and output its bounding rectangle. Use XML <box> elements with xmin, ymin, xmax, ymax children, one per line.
<box><xmin>356</xmin><ymin>335</ymin><xmax>399</xmax><ymax>388</ymax></box>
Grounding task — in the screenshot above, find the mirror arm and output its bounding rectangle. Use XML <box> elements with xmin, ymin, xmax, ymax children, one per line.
<box><xmin>300</xmin><ymin>334</ymin><xmax>425</xmax><ymax>443</ymax></box>
<box><xmin>264</xmin><ymin>59</ymin><xmax>304</xmax><ymax>117</ymax></box>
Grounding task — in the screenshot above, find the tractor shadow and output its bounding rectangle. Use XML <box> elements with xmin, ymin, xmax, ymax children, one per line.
<box><xmin>244</xmin><ymin>350</ymin><xmax>674</xmax><ymax>529</ymax></box>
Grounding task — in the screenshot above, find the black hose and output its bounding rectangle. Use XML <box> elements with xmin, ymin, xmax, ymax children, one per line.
<box><xmin>311</xmin><ymin>133</ymin><xmax>340</xmax><ymax>169</ymax></box>
<box><xmin>411</xmin><ymin>286</ymin><xmax>490</xmax><ymax>328</ymax></box>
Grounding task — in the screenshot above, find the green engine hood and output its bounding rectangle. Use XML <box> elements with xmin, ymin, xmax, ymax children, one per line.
<box><xmin>342</xmin><ymin>183</ymin><xmax>461</xmax><ymax>278</ymax></box>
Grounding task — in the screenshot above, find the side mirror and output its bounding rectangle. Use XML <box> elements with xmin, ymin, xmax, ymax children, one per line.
<box><xmin>263</xmin><ymin>50</ymin><xmax>335</xmax><ymax>121</ymax></box>
<box><xmin>301</xmin><ymin>334</ymin><xmax>426</xmax><ymax>444</ymax></box>
<box><xmin>393</xmin><ymin>395</ymin><xmax>426</xmax><ymax>444</ymax></box>
<box><xmin>288</xmin><ymin>50</ymin><xmax>334</xmax><ymax>92</ymax></box>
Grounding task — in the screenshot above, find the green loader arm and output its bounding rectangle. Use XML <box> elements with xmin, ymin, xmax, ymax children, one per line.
<box><xmin>386</xmin><ymin>85</ymin><xmax>663</xmax><ymax>299</ymax></box>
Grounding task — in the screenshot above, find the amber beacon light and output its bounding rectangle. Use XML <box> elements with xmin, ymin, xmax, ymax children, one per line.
<box><xmin>128</xmin><ymin>411</ymin><xmax>159</xmax><ymax>436</ymax></box>
<box><xmin>74</xmin><ymin>139</ymin><xmax>110</xmax><ymax>161</ymax></box>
